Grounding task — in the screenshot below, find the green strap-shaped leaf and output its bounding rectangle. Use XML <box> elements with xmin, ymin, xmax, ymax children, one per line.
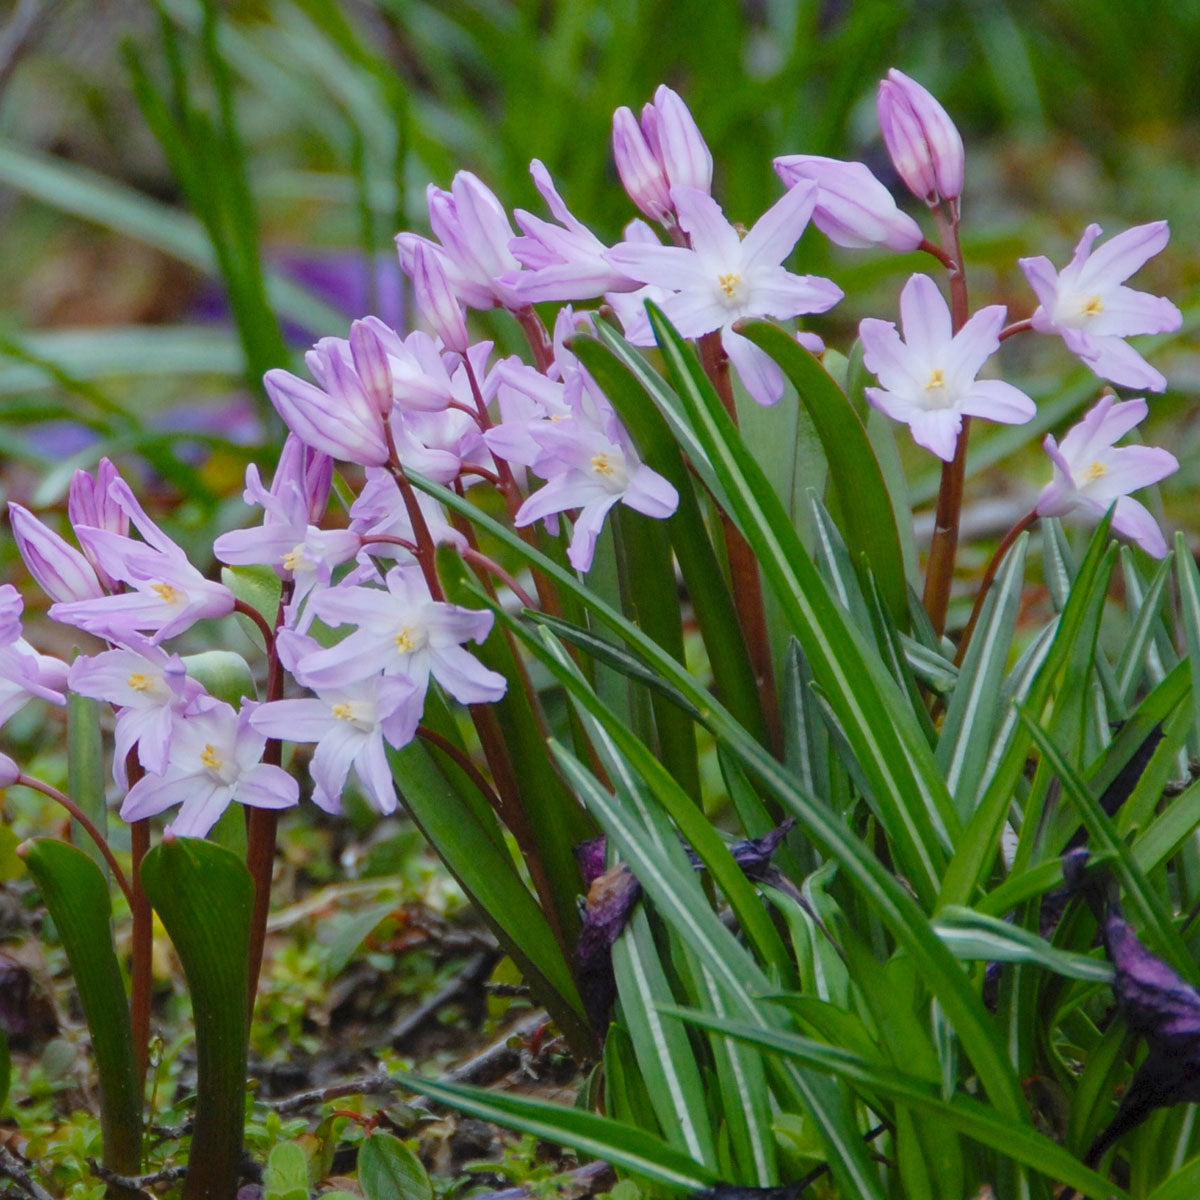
<box><xmin>397</xmin><ymin>1072</ymin><xmax>720</xmax><ymax>1192</ymax></box>
<box><xmin>936</xmin><ymin>533</ymin><xmax>1028</xmax><ymax>820</ymax></box>
<box><xmin>739</xmin><ymin>321</ymin><xmax>908</xmax><ymax>627</ymax></box>
<box><xmin>646</xmin><ymin>303</ymin><xmax>957</xmax><ymax>902</ymax></box>
<box><xmin>1019</xmin><ymin>709</ymin><xmax>1198</xmax><ymax>983</ymax></box>
<box><xmin>66</xmin><ymin>691</ymin><xmax>109</xmax><ymax>880</ymax></box>
<box><xmin>141</xmin><ymin>836</ymin><xmax>253</xmax><ymax>1200</ymax></box>
<box><xmin>21</xmin><ymin>839</ymin><xmax>142</xmax><ymax>1176</ymax></box>
<box><xmin>403</xmin><ymin>469</ymin><xmax>1025</xmax><ymax>1123</ymax></box>
<box><xmin>571</xmin><ymin>333</ymin><xmax>767</xmax><ymax>745</ymax></box>
<box><xmin>612</xmin><ymin>908</ymin><xmax>717</xmax><ymax>1167</ymax></box>
<box><xmin>668</xmin><ymin>1010</ymin><xmax>1131</xmax><ymax>1200</ymax></box>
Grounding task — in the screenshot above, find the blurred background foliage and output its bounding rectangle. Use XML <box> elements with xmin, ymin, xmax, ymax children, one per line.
<box><xmin>3</xmin><ymin>0</ymin><xmax>1200</xmax><ymax>487</ymax></box>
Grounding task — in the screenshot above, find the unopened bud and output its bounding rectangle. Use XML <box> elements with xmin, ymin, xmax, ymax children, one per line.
<box><xmin>876</xmin><ymin>69</ymin><xmax>964</xmax><ymax>205</ymax></box>
<box><xmin>612</xmin><ymin>106</ymin><xmax>672</xmax><ymax>222</ymax></box>
<box><xmin>411</xmin><ymin>242</ymin><xmax>470</xmax><ymax>354</ymax></box>
<box><xmin>349</xmin><ymin>319</ymin><xmax>395</xmax><ymax>418</ymax></box>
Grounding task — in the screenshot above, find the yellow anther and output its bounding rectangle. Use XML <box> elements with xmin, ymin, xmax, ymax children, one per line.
<box><xmin>281</xmin><ymin>549</ymin><xmax>301</xmax><ymax>572</ymax></box>
<box><xmin>200</xmin><ymin>744</ymin><xmax>222</xmax><ymax>770</ymax></box>
<box><xmin>1084</xmin><ymin>460</ymin><xmax>1109</xmax><ymax>481</ymax></box>
<box><xmin>717</xmin><ymin>272</ymin><xmax>742</xmax><ymax>297</ymax></box>
<box><xmin>127</xmin><ymin>673</ymin><xmax>152</xmax><ymax>691</ymax></box>
<box><xmin>1082</xmin><ymin>294</ymin><xmax>1104</xmax><ymax>316</ymax></box>
<box><xmin>152</xmin><ymin>582</ymin><xmax>182</xmax><ymax>605</ymax></box>
<box><xmin>395</xmin><ymin>627</ymin><xmax>417</xmax><ymax>653</ymax></box>
<box><xmin>331</xmin><ymin>703</ymin><xmax>355</xmax><ymax>720</ymax></box>
<box><xmin>591</xmin><ymin>454</ymin><xmax>615</xmax><ymax>476</ymax></box>
<box><xmin>925</xmin><ymin>368</ymin><xmax>946</xmax><ymax>390</ymax></box>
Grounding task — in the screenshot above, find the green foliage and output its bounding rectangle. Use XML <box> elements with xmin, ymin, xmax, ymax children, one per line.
<box><xmin>141</xmin><ymin>837</ymin><xmax>254</xmax><ymax>1200</ymax></box>
<box><xmin>357</xmin><ymin>1132</ymin><xmax>432</xmax><ymax>1200</ymax></box>
<box><xmin>19</xmin><ymin>840</ymin><xmax>143</xmax><ymax>1178</ymax></box>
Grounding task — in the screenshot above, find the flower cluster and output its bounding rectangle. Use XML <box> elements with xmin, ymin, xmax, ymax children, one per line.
<box><xmin>1</xmin><ymin>68</ymin><xmax>1183</xmax><ymax>838</ymax></box>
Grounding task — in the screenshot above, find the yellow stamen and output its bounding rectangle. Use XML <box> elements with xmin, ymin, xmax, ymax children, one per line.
<box><xmin>281</xmin><ymin>549</ymin><xmax>301</xmax><ymax>572</ymax></box>
<box><xmin>717</xmin><ymin>272</ymin><xmax>742</xmax><ymax>297</ymax></box>
<box><xmin>127</xmin><ymin>673</ymin><xmax>152</xmax><ymax>691</ymax></box>
<box><xmin>591</xmin><ymin>453</ymin><xmax>614</xmax><ymax>476</ymax></box>
<box><xmin>1082</xmin><ymin>294</ymin><xmax>1104</xmax><ymax>316</ymax></box>
<box><xmin>925</xmin><ymin>368</ymin><xmax>946</xmax><ymax>390</ymax></box>
<box><xmin>331</xmin><ymin>702</ymin><xmax>355</xmax><ymax>720</ymax></box>
<box><xmin>200</xmin><ymin>744</ymin><xmax>222</xmax><ymax>770</ymax></box>
<box><xmin>395</xmin><ymin>627</ymin><xmax>417</xmax><ymax>653</ymax></box>
<box><xmin>152</xmin><ymin>582</ymin><xmax>182</xmax><ymax>605</ymax></box>
<box><xmin>1084</xmin><ymin>460</ymin><xmax>1108</xmax><ymax>481</ymax></box>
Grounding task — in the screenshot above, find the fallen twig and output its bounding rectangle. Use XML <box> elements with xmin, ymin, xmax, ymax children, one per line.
<box><xmin>0</xmin><ymin>1146</ymin><xmax>56</xmax><ymax>1200</ymax></box>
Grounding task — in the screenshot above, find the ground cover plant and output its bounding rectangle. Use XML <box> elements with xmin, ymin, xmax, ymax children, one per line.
<box><xmin>5</xmin><ymin>3</ymin><xmax>1200</xmax><ymax>1200</ymax></box>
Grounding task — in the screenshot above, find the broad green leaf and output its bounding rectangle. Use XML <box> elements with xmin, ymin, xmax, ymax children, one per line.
<box><xmin>612</xmin><ymin>909</ymin><xmax>717</xmax><ymax>1167</ymax></box>
<box><xmin>398</xmin><ymin>1073</ymin><xmax>721</xmax><ymax>1191</ymax></box>
<box><xmin>66</xmin><ymin>692</ymin><xmax>109</xmax><ymax>881</ymax></box>
<box><xmin>1146</xmin><ymin>1152</ymin><xmax>1200</xmax><ymax>1200</ymax></box>
<box><xmin>357</xmin><ymin>1132</ymin><xmax>432</xmax><ymax>1200</ymax></box>
<box><xmin>647</xmin><ymin>303</ymin><xmax>956</xmax><ymax>904</ymax></box>
<box><xmin>21</xmin><ymin>839</ymin><xmax>142</xmax><ymax>1175</ymax></box>
<box><xmin>668</xmin><ymin>1011</ymin><xmax>1130</xmax><ymax>1200</ymax></box>
<box><xmin>142</xmin><ymin>836</ymin><xmax>254</xmax><ymax>1200</ymax></box>
<box><xmin>932</xmin><ymin>906</ymin><xmax>1114</xmax><ymax>982</ymax></box>
<box><xmin>405</xmin><ymin>471</ymin><xmax>1024</xmax><ymax>1120</ymax></box>
<box><xmin>264</xmin><ymin>1141</ymin><xmax>310</xmax><ymax>1200</ymax></box>
<box><xmin>936</xmin><ymin>534</ymin><xmax>1028</xmax><ymax>819</ymax></box>
<box><xmin>739</xmin><ymin>321</ymin><xmax>907</xmax><ymax>627</ymax></box>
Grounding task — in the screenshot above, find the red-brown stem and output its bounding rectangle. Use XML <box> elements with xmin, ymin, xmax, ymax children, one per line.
<box><xmin>233</xmin><ymin>597</ymin><xmax>274</xmax><ymax>654</ymax></box>
<box><xmin>953</xmin><ymin>509</ymin><xmax>1038</xmax><ymax>668</ymax></box>
<box><xmin>513</xmin><ymin>304</ymin><xmax>555</xmax><ymax>373</ymax></box>
<box><xmin>698</xmin><ymin>330</ymin><xmax>781</xmax><ymax>751</ymax></box>
<box><xmin>1000</xmin><ymin>317</ymin><xmax>1034</xmax><ymax>342</ymax></box>
<box><xmin>921</xmin><ymin>206</ymin><xmax>972</xmax><ymax>638</ymax></box>
<box><xmin>417</xmin><ymin>724</ymin><xmax>503</xmax><ymax>812</ymax></box>
<box><xmin>919</xmin><ymin>237</ymin><xmax>956</xmax><ymax>270</ymax></box>
<box><xmin>461</xmin><ymin>547</ymin><xmax>538</xmax><ymax>611</ymax></box>
<box><xmin>16</xmin><ymin>774</ymin><xmax>132</xmax><ymax>906</ymax></box>
<box><xmin>246</xmin><ymin>582</ymin><xmax>292</xmax><ymax>1015</ymax></box>
<box><xmin>128</xmin><ymin>801</ymin><xmax>152</xmax><ymax>1085</ymax></box>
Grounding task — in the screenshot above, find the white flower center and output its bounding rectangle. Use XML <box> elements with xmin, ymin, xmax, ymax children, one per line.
<box><xmin>281</xmin><ymin>543</ymin><xmax>309</xmax><ymax>573</ymax></box>
<box><xmin>331</xmin><ymin>700</ymin><xmax>373</xmax><ymax>731</ymax></box>
<box><xmin>921</xmin><ymin>366</ymin><xmax>955</xmax><ymax>410</ymax></box>
<box><xmin>395</xmin><ymin>624</ymin><xmax>429</xmax><ymax>655</ymax></box>
<box><xmin>715</xmin><ymin>271</ymin><xmax>746</xmax><ymax>309</ymax></box>
<box><xmin>199</xmin><ymin>742</ymin><xmax>238</xmax><ymax>785</ymax></box>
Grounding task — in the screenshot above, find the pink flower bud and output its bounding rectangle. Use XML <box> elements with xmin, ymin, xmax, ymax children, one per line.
<box><xmin>410</xmin><ymin>242</ymin><xmax>469</xmax><ymax>354</ymax></box>
<box><xmin>876</xmin><ymin>69</ymin><xmax>964</xmax><ymax>205</ymax></box>
<box><xmin>645</xmin><ymin>85</ymin><xmax>712</xmax><ymax>195</ymax></box>
<box><xmin>68</xmin><ymin>459</ymin><xmax>128</xmax><ymax>537</ymax></box>
<box><xmin>773</xmin><ymin>155</ymin><xmax>924</xmax><ymax>252</ymax></box>
<box><xmin>8</xmin><ymin>503</ymin><xmax>104</xmax><ymax>603</ymax></box>
<box><xmin>612</xmin><ymin>106</ymin><xmax>672</xmax><ymax>223</ymax></box>
<box><xmin>349</xmin><ymin>319</ymin><xmax>394</xmax><ymax>417</ymax></box>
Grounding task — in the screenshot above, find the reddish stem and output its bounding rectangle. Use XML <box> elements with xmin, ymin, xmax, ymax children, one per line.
<box><xmin>246</xmin><ymin>581</ymin><xmax>292</xmax><ymax>1015</ymax></box>
<box><xmin>921</xmin><ymin>206</ymin><xmax>972</xmax><ymax>638</ymax></box>
<box><xmin>16</xmin><ymin>774</ymin><xmax>132</xmax><ymax>906</ymax></box>
<box><xmin>953</xmin><ymin>509</ymin><xmax>1038</xmax><ymax>668</ymax></box>
<box><xmin>513</xmin><ymin>305</ymin><xmax>555</xmax><ymax>373</ymax></box>
<box><xmin>1000</xmin><ymin>317</ymin><xmax>1034</xmax><ymax>342</ymax></box>
<box><xmin>698</xmin><ymin>331</ymin><xmax>781</xmax><ymax>751</ymax></box>
<box><xmin>129</xmin><ymin>803</ymin><xmax>152</xmax><ymax>1085</ymax></box>
<box><xmin>233</xmin><ymin>597</ymin><xmax>275</xmax><ymax>653</ymax></box>
<box><xmin>417</xmin><ymin>724</ymin><xmax>503</xmax><ymax>812</ymax></box>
